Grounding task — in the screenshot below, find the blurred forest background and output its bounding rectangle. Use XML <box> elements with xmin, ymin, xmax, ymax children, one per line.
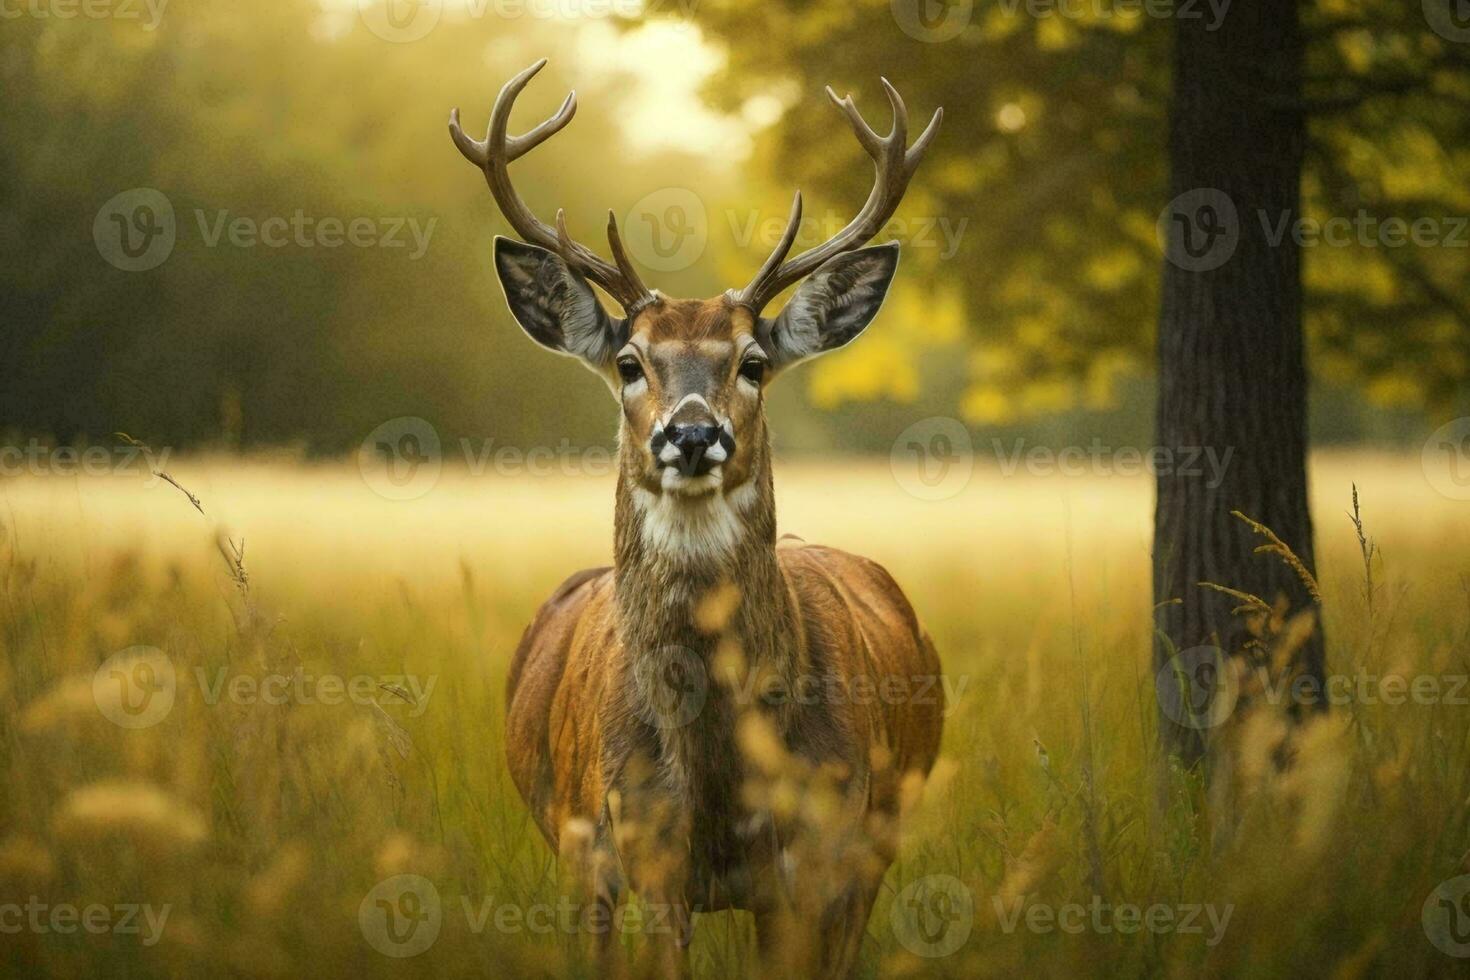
<box><xmin>2</xmin><ymin>0</ymin><xmax>1467</xmax><ymax>456</ymax></box>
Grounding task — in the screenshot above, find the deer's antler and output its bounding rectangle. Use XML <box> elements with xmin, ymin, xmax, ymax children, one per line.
<box><xmin>450</xmin><ymin>59</ymin><xmax>655</xmax><ymax>314</ymax></box>
<box><xmin>731</xmin><ymin>78</ymin><xmax>942</xmax><ymax>313</ymax></box>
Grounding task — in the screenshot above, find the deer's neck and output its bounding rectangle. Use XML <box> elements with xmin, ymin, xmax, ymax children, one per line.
<box><xmin>612</xmin><ymin>437</ymin><xmax>800</xmax><ymax>804</ymax></box>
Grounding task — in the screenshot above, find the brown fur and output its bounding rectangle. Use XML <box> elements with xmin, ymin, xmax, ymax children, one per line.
<box><xmin>504</xmin><ymin>298</ymin><xmax>944</xmax><ymax>977</ymax></box>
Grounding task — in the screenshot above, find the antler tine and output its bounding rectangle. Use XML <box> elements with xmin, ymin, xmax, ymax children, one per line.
<box><xmin>447</xmin><ymin>107</ymin><xmax>487</xmax><ymax>166</ymax></box>
<box><xmin>825</xmin><ymin>86</ymin><xmax>884</xmax><ymax>157</ymax></box>
<box><xmin>450</xmin><ymin>60</ymin><xmax>655</xmax><ymax>313</ymax></box>
<box><xmin>605</xmin><ymin>210</ymin><xmax>654</xmax><ymax>310</ymax></box>
<box><xmin>731</xmin><ymin>191</ymin><xmax>803</xmax><ymax>307</ymax></box>
<box><xmin>554</xmin><ymin>208</ymin><xmax>576</xmax><ymax>258</ymax></box>
<box><xmin>508</xmin><ymin>91</ymin><xmax>577</xmax><ymax>161</ymax></box>
<box><xmin>908</xmin><ymin>106</ymin><xmax>944</xmax><ymax>174</ymax></box>
<box><xmin>879</xmin><ymin>78</ymin><xmax>909</xmax><ymax>152</ymax></box>
<box><xmin>734</xmin><ymin>79</ymin><xmax>942</xmax><ymax>313</ymax></box>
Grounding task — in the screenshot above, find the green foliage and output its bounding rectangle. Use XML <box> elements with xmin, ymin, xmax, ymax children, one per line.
<box><xmin>2</xmin><ymin>1</ymin><xmax>1466</xmax><ymax>450</ymax></box>
<box><xmin>692</xmin><ymin>0</ymin><xmax>1470</xmax><ymax>417</ymax></box>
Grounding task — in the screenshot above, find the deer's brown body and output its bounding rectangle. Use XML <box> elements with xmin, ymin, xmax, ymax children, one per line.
<box><xmin>451</xmin><ymin>61</ymin><xmax>946</xmax><ymax>976</ymax></box>
<box><xmin>505</xmin><ymin>537</ymin><xmax>943</xmax><ymax>890</ymax></box>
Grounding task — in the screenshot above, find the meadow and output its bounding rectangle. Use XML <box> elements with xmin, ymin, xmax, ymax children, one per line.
<box><xmin>0</xmin><ymin>452</ymin><xmax>1467</xmax><ymax>978</ymax></box>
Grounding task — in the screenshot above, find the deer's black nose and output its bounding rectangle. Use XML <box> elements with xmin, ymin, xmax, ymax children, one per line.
<box><xmin>667</xmin><ymin>423</ymin><xmax>721</xmax><ymax>474</ymax></box>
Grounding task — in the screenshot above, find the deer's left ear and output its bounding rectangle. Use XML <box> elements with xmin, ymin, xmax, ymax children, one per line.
<box><xmin>493</xmin><ymin>236</ymin><xmax>625</xmax><ymax>369</ymax></box>
<box><xmin>762</xmin><ymin>242</ymin><xmax>900</xmax><ymax>369</ymax></box>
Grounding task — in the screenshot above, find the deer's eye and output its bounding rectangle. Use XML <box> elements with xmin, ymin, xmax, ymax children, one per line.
<box><xmin>738</xmin><ymin>358</ymin><xmax>766</xmax><ymax>385</ymax></box>
<box><xmin>617</xmin><ymin>358</ymin><xmax>644</xmax><ymax>386</ymax></box>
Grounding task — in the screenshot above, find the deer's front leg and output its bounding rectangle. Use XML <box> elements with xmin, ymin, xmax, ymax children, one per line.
<box><xmin>608</xmin><ymin>776</ymin><xmax>693</xmax><ymax>979</ymax></box>
<box><xmin>557</xmin><ymin>813</ymin><xmax>628</xmax><ymax>978</ymax></box>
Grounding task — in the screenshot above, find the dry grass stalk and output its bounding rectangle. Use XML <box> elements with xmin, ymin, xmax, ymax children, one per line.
<box><xmin>1230</xmin><ymin>509</ymin><xmax>1322</xmax><ymax>603</ymax></box>
<box><xmin>1348</xmin><ymin>483</ymin><xmax>1377</xmax><ymax>617</ymax></box>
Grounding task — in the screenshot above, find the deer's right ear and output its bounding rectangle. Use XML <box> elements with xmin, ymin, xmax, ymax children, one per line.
<box><xmin>493</xmin><ymin>236</ymin><xmax>625</xmax><ymax>367</ymax></box>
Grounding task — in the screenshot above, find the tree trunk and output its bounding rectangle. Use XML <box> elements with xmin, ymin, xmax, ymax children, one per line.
<box><xmin>1153</xmin><ymin>0</ymin><xmax>1324</xmax><ymax>764</ymax></box>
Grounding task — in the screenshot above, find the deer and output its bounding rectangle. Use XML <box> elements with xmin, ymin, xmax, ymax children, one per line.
<box><xmin>449</xmin><ymin>59</ymin><xmax>946</xmax><ymax>978</ymax></box>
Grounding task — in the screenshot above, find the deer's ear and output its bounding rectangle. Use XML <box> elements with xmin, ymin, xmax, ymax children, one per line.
<box><xmin>762</xmin><ymin>242</ymin><xmax>900</xmax><ymax>369</ymax></box>
<box><xmin>493</xmin><ymin>236</ymin><xmax>624</xmax><ymax>367</ymax></box>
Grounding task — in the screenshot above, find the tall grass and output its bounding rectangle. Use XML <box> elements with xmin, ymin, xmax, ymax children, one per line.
<box><xmin>0</xmin><ymin>454</ymin><xmax>1466</xmax><ymax>977</ymax></box>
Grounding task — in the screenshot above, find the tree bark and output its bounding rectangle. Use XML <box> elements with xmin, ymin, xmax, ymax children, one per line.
<box><xmin>1154</xmin><ymin>0</ymin><xmax>1325</xmax><ymax>764</ymax></box>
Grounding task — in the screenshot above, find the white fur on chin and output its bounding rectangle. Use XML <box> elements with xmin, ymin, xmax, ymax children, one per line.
<box><xmin>633</xmin><ymin>474</ymin><xmax>758</xmax><ymax>560</ymax></box>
